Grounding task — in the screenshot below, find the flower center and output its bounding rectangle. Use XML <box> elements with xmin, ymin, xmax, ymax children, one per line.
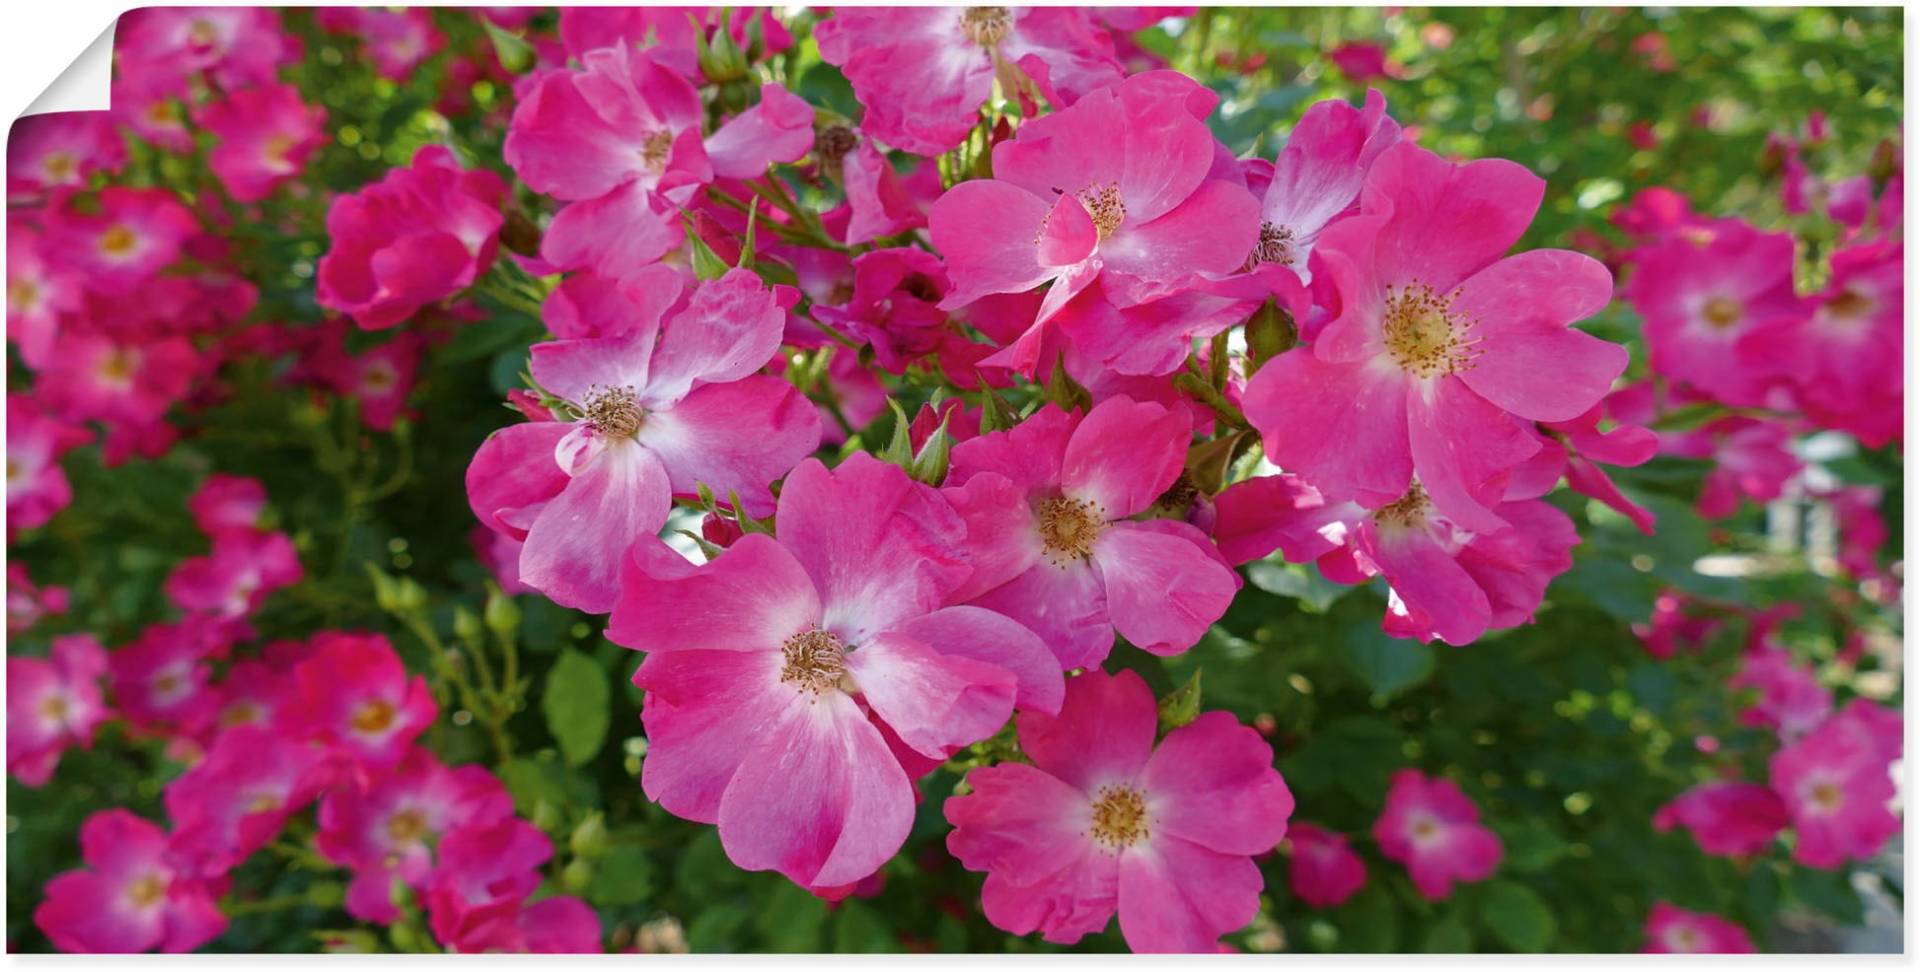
<box><xmin>147</xmin><ymin>100</ymin><xmax>180</xmax><ymax>125</ymax></box>
<box><xmin>1809</xmin><ymin>780</ymin><xmax>1842</xmax><ymax>813</ymax></box>
<box><xmin>360</xmin><ymin>361</ymin><xmax>398</xmax><ymax>394</ymax></box>
<box><xmin>97</xmin><ymin>347</ymin><xmax>140</xmax><ymax>385</ymax></box>
<box><xmin>1672</xmin><ymin>928</ymin><xmax>1702</xmax><ymax>952</ymax></box>
<box><xmin>1089</xmin><ymin>784</ymin><xmax>1149</xmax><ymax>849</ymax></box>
<box><xmin>386</xmin><ymin>808</ymin><xmax>429</xmax><ymax>845</ymax></box>
<box><xmin>960</xmin><ymin>6</ymin><xmax>1013</xmax><ymax>47</ymax></box>
<box><xmin>639</xmin><ymin>130</ymin><xmax>674</xmax><ymax>172</ymax></box>
<box><xmin>780</xmin><ymin>629</ymin><xmax>848</xmax><ymax>695</ymax></box>
<box><xmin>99</xmin><ymin>225</ymin><xmax>139</xmax><ymax>258</ymax></box>
<box><xmin>814</xmin><ymin>125</ymin><xmax>858</xmax><ymax>165</ymax></box>
<box><xmin>1374</xmin><ymin>483</ymin><xmax>1433</xmax><ymax>533</ymax></box>
<box><xmin>245</xmin><ymin>790</ymin><xmax>283</xmax><ymax>814</ymax></box>
<box><xmin>41</xmin><ymin>152</ymin><xmax>76</xmax><ymax>184</ymax></box>
<box><xmin>1078</xmin><ymin>182</ymin><xmax>1125</xmax><ymax>241</ymax></box>
<box><xmin>1036</xmin><ymin>496</ymin><xmax>1105</xmax><ymax>566</ymax></box>
<box><xmin>9</xmin><ymin>278</ymin><xmax>39</xmax><ymax>312</ymax></box>
<box><xmin>125</xmin><ymin>873</ymin><xmax>167</xmax><ymax>909</ymax></box>
<box><xmin>1410</xmin><ymin>816</ymin><xmax>1442</xmax><ymax>844</ymax></box>
<box><xmin>38</xmin><ymin>694</ymin><xmax>70</xmax><ymax>722</ymax></box>
<box><xmin>352</xmin><ymin>698</ymin><xmax>397</xmax><ymax>734</ymax></box>
<box><xmin>220</xmin><ymin>702</ymin><xmax>260</xmax><ymax>727</ymax></box>
<box><xmin>1249</xmin><ymin>221</ymin><xmax>1298</xmax><ymax>268</ymax></box>
<box><xmin>583</xmin><ymin>386</ymin><xmax>644</xmax><ymax>439</ymax></box>
<box><xmin>1824</xmin><ymin>286</ymin><xmax>1874</xmax><ymax>323</ymax></box>
<box><xmin>188</xmin><ymin>18</ymin><xmax>221</xmax><ymax>48</ymax></box>
<box><xmin>1383</xmin><ymin>282</ymin><xmax>1478</xmax><ymax>378</ymax></box>
<box><xmin>1700</xmin><ymin>295</ymin><xmax>1743</xmax><ymax>329</ymax></box>
<box><xmin>263</xmin><ymin>133</ymin><xmax>298</xmax><ymax>165</ymax></box>
<box><xmin>152</xmin><ymin>672</ymin><xmax>186</xmax><ymax>700</ymax></box>
<box><xmin>1152</xmin><ymin>472</ymin><xmax>1200</xmax><ymax>514</ymax></box>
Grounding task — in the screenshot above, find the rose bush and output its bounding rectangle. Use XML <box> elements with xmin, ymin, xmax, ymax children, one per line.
<box><xmin>4</xmin><ymin>5</ymin><xmax>1904</xmax><ymax>955</ymax></box>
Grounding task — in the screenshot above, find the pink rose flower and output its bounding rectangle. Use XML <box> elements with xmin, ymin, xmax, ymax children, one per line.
<box><xmin>6</xmin><ymin>394</ymin><xmax>92</xmax><ymax>531</ymax></box>
<box><xmin>1769</xmin><ymin>698</ymin><xmax>1902</xmax><ymax>869</ymax></box>
<box><xmin>7</xmin><ymin>562</ymin><xmax>71</xmax><ymax>633</ymax></box>
<box><xmin>817</xmin><ymin>7</ymin><xmax>1123</xmax><ymax>156</ymax></box>
<box><xmin>46</xmin><ymin>187</ymin><xmax>198</xmax><ymax>294</ymax></box>
<box><xmin>316</xmin><ymin>145</ymin><xmax>505</xmax><ymax>331</ymax></box>
<box><xmin>316</xmin><ymin>746</ymin><xmax>515</xmax><ymax>925</ymax></box>
<box><xmin>1651</xmin><ymin>781</ymin><xmax>1788</xmax><ymax>857</ymax></box>
<box><xmin>941</xmin><ymin>396</ymin><xmax>1240</xmax><ymax>668</ymax></box>
<box><xmin>163</xmin><ymin>529</ymin><xmax>303</xmax><ymax>623</ymax></box>
<box><xmin>1246</xmin><ymin>141</ymin><xmax>1625</xmax><ymax>534</ymax></box>
<box><xmin>945</xmin><ymin>668</ymin><xmax>1294</xmax><ymax>952</ymax></box>
<box><xmin>467</xmin><ymin>269</ymin><xmax>818</xmax><ymax>612</ymax></box>
<box><xmin>1643</xmin><ymin>902</ymin><xmax>1755</xmax><ymax>953</ymax></box>
<box><xmin>196</xmin><ymin>84</ymin><xmax>327</xmax><ymax>203</ymax></box>
<box><xmin>32</xmin><ymin>810</ymin><xmax>226</xmax><ymax>953</ymax></box>
<box><xmin>1372</xmin><ymin>769</ymin><xmax>1502</xmax><ymax>901</ymax></box>
<box><xmin>1730</xmin><ymin>646</ymin><xmax>1831</xmax><ymax>741</ymax></box>
<box><xmin>6</xmin><ymin>111</ymin><xmax>125</xmax><ymax>197</ymax></box>
<box><xmin>7</xmin><ymin>634</ymin><xmax>109</xmax><ymax>786</ymax></box>
<box><xmin>1247</xmin><ymin>89</ymin><xmax>1401</xmax><ymax>283</ymax></box>
<box><xmin>930</xmin><ymin>71</ymin><xmax>1261</xmax><ymax>334</ymax></box>
<box><xmin>1625</xmin><ymin>220</ymin><xmax>1805</xmax><ymax>408</ymax></box>
<box><xmin>164</xmin><ymin>724</ymin><xmax>327</xmax><ymax>875</ymax></box>
<box><xmin>187</xmin><ymin>474</ymin><xmax>268</xmax><ymax>537</ymax></box>
<box><xmin>289</xmin><ymin>632</ymin><xmax>437</xmax><ymax>775</ymax></box>
<box><xmin>1285</xmin><ymin>822</ymin><xmax>1367</xmax><ymax>909</ymax></box>
<box><xmin>607</xmin><ymin>453</ymin><xmax>1060</xmax><ymax>891</ymax></box>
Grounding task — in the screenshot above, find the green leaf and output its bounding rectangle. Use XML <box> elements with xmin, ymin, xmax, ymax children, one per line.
<box><xmin>1339</xmin><ymin>885</ymin><xmax>1400</xmax><ymax>952</ymax></box>
<box><xmin>757</xmin><ymin>881</ymin><xmax>829</xmax><ymax>952</ymax></box>
<box><xmin>542</xmin><ymin>649</ymin><xmax>611</xmax><ymax>767</ymax></box>
<box><xmin>687</xmin><ymin>903</ymin><xmax>751</xmax><ymax>952</ymax></box>
<box><xmin>832</xmin><ymin>900</ymin><xmax>896</xmax><ymax>952</ymax></box>
<box><xmin>1789</xmin><ymin>867</ymin><xmax>1864</xmax><ymax>923</ymax></box>
<box><xmin>737</xmin><ymin>198</ymin><xmax>760</xmax><ymax>270</ymax></box>
<box><xmin>1419</xmin><ymin>914</ymin><xmax>1473</xmax><ymax>952</ymax></box>
<box><xmin>1245</xmin><ymin>560</ymin><xmax>1351</xmax><ymax>613</ymax></box>
<box><xmin>1493</xmin><ymin>819</ymin><xmax>1568</xmax><ymax>872</ymax></box>
<box><xmin>1477</xmin><ymin>880</ymin><xmax>1557</xmax><ymax>952</ymax></box>
<box><xmin>480</xmin><ymin>19</ymin><xmax>535</xmax><ymax>73</ymax></box>
<box><xmin>1157</xmin><ymin>669</ymin><xmax>1203</xmax><ymax>732</ymax></box>
<box><xmin>586</xmin><ymin>846</ymin><xmax>655</xmax><ymax>907</ymax></box>
<box><xmin>1626</xmin><ymin>662</ymin><xmax>1678</xmax><ymax>717</ymax></box>
<box><xmin>683</xmin><ymin>216</ymin><xmax>732</xmax><ymax>281</ymax></box>
<box><xmin>1342</xmin><ymin>623</ymin><xmax>1435</xmax><ymax>698</ymax></box>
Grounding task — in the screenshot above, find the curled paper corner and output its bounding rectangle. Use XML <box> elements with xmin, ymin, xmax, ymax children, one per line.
<box><xmin>21</xmin><ymin>22</ymin><xmax>116</xmax><ymax>118</ymax></box>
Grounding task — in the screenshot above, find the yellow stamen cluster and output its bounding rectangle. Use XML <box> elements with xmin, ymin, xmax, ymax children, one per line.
<box><xmin>584</xmin><ymin>386</ymin><xmax>645</xmax><ymax>439</ymax></box>
<box><xmin>126</xmin><ymin>874</ymin><xmax>167</xmax><ymax>909</ymax></box>
<box><xmin>352</xmin><ymin>698</ymin><xmax>397</xmax><ymax>734</ymax></box>
<box><xmin>387</xmin><ymin>808</ymin><xmax>429</xmax><ymax>845</ymax></box>
<box><xmin>1374</xmin><ymin>483</ymin><xmax>1433</xmax><ymax>532</ymax></box>
<box><xmin>1382</xmin><ymin>281</ymin><xmax>1479</xmax><ymax>378</ymax></box>
<box><xmin>639</xmin><ymin>130</ymin><xmax>674</xmax><ymax>172</ymax></box>
<box><xmin>1824</xmin><ymin>287</ymin><xmax>1873</xmax><ymax>322</ymax></box>
<box><xmin>99</xmin><ymin>225</ymin><xmax>139</xmax><ymax>258</ymax></box>
<box><xmin>781</xmin><ymin>629</ymin><xmax>849</xmax><ymax>694</ymax></box>
<box><xmin>1089</xmin><ymin>785</ymin><xmax>1149</xmax><ymax>849</ymax></box>
<box><xmin>1249</xmin><ymin>220</ymin><xmax>1298</xmax><ymax>268</ymax></box>
<box><xmin>1700</xmin><ymin>295</ymin><xmax>1743</xmax><ymax>329</ymax></box>
<box><xmin>960</xmin><ymin>7</ymin><xmax>1013</xmax><ymax>47</ymax></box>
<box><xmin>1079</xmin><ymin>183</ymin><xmax>1126</xmax><ymax>241</ymax></box>
<box><xmin>1037</xmin><ymin>496</ymin><xmax>1105</xmax><ymax>566</ymax></box>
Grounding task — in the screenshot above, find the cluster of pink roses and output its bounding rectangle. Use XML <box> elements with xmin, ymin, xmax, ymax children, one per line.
<box><xmin>12</xmin><ymin>473</ymin><xmax>601</xmax><ymax>953</ymax></box>
<box><xmin>440</xmin><ymin>5</ymin><xmax>1670</xmax><ymax>953</ymax></box>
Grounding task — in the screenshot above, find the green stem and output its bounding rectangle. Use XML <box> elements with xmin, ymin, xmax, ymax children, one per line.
<box><xmin>1172</xmin><ymin>372</ymin><xmax>1251</xmax><ymax>431</ymax></box>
